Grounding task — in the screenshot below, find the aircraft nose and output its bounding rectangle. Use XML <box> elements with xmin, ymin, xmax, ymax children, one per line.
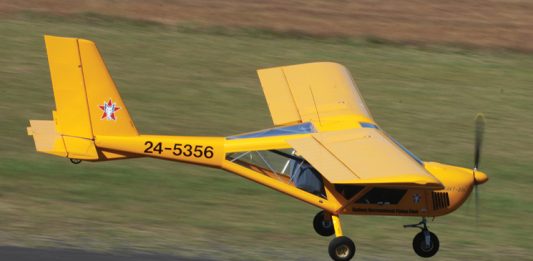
<box><xmin>474</xmin><ymin>170</ymin><xmax>489</xmax><ymax>185</ymax></box>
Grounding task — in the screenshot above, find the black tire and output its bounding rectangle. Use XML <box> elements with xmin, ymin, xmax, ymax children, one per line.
<box><xmin>313</xmin><ymin>211</ymin><xmax>334</xmax><ymax>237</ymax></box>
<box><xmin>328</xmin><ymin>236</ymin><xmax>356</xmax><ymax>261</ymax></box>
<box><xmin>412</xmin><ymin>231</ymin><xmax>440</xmax><ymax>258</ymax></box>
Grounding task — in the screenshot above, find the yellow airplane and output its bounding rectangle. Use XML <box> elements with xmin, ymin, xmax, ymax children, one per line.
<box><xmin>28</xmin><ymin>35</ymin><xmax>488</xmax><ymax>261</ymax></box>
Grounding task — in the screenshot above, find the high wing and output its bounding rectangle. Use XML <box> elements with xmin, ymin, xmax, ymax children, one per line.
<box><xmin>257</xmin><ymin>62</ymin><xmax>442</xmax><ymax>189</ymax></box>
<box><xmin>287</xmin><ymin>127</ymin><xmax>443</xmax><ymax>189</ymax></box>
<box><xmin>257</xmin><ymin>62</ymin><xmax>373</xmax><ymax>126</ymax></box>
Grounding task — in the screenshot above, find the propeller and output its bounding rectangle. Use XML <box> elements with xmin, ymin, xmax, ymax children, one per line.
<box><xmin>473</xmin><ymin>113</ymin><xmax>486</xmax><ymax>223</ymax></box>
<box><xmin>474</xmin><ymin>113</ymin><xmax>485</xmax><ymax>172</ymax></box>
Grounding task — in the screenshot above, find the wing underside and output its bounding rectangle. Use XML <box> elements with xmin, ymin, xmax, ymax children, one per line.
<box><xmin>288</xmin><ymin>128</ymin><xmax>443</xmax><ymax>189</ymax></box>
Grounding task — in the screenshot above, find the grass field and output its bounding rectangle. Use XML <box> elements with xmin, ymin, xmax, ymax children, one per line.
<box><xmin>3</xmin><ymin>0</ymin><xmax>533</xmax><ymax>52</ymax></box>
<box><xmin>1</xmin><ymin>13</ymin><xmax>533</xmax><ymax>260</ymax></box>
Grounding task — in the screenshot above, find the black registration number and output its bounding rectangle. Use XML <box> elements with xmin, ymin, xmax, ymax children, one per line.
<box><xmin>144</xmin><ymin>141</ymin><xmax>214</xmax><ymax>158</ymax></box>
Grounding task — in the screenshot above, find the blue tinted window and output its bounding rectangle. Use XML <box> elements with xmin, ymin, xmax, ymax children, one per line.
<box><xmin>388</xmin><ymin>135</ymin><xmax>424</xmax><ymax>165</ymax></box>
<box><xmin>227</xmin><ymin>122</ymin><xmax>316</xmax><ymax>140</ymax></box>
<box><xmin>360</xmin><ymin>122</ymin><xmax>379</xmax><ymax>129</ymax></box>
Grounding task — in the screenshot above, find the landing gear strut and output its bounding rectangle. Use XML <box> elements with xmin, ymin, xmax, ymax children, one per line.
<box><xmin>404</xmin><ymin>218</ymin><xmax>440</xmax><ymax>258</ymax></box>
<box><xmin>313</xmin><ymin>212</ymin><xmax>356</xmax><ymax>261</ymax></box>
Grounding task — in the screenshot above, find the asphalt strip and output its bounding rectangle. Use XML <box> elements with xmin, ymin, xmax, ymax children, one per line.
<box><xmin>0</xmin><ymin>246</ymin><xmax>215</xmax><ymax>261</ymax></box>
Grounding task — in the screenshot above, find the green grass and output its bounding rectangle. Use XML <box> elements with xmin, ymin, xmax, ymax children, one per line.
<box><xmin>1</xmin><ymin>13</ymin><xmax>533</xmax><ymax>260</ymax></box>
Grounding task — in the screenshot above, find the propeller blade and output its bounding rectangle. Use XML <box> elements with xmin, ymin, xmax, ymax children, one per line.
<box><xmin>474</xmin><ymin>114</ymin><xmax>485</xmax><ymax>171</ymax></box>
<box><xmin>472</xmin><ymin>113</ymin><xmax>486</xmax><ymax>226</ymax></box>
<box><xmin>475</xmin><ymin>184</ymin><xmax>479</xmax><ymax>226</ymax></box>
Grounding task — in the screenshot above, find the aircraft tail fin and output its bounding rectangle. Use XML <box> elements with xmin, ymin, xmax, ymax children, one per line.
<box><xmin>28</xmin><ymin>35</ymin><xmax>138</xmax><ymax>161</ymax></box>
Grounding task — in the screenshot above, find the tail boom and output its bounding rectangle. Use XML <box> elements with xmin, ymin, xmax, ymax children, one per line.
<box><xmin>95</xmin><ymin>135</ymin><xmax>225</xmax><ymax>167</ymax></box>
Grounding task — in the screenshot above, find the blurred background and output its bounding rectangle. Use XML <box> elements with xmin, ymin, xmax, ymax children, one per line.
<box><xmin>0</xmin><ymin>1</ymin><xmax>532</xmax><ymax>260</ymax></box>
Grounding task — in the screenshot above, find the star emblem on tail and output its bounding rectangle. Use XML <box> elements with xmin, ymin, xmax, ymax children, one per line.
<box><xmin>99</xmin><ymin>99</ymin><xmax>120</xmax><ymax>120</ymax></box>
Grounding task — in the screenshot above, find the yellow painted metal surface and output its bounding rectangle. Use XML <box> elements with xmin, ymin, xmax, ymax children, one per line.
<box><xmin>45</xmin><ymin>36</ymin><xmax>93</xmax><ymax>139</ymax></box>
<box><xmin>30</xmin><ymin>35</ymin><xmax>140</xmax><ymax>161</ymax></box>
<box><xmin>77</xmin><ymin>39</ymin><xmax>138</xmax><ymax>137</ymax></box>
<box><xmin>98</xmin><ymin>150</ymin><xmax>139</xmax><ymax>161</ymax></box>
<box><xmin>257</xmin><ymin>62</ymin><xmax>373</xmax><ymax>126</ymax></box>
<box><xmin>62</xmin><ymin>136</ymin><xmax>99</xmax><ymax>160</ymax></box>
<box><xmin>424</xmin><ymin>162</ymin><xmax>479</xmax><ymax>216</ymax></box>
<box><xmin>474</xmin><ymin>170</ymin><xmax>488</xmax><ymax>184</ymax></box>
<box><xmin>256</xmin><ymin>67</ymin><xmax>301</xmax><ymax>126</ymax></box>
<box><xmin>96</xmin><ymin>135</ymin><xmax>225</xmax><ymax>167</ymax></box>
<box><xmin>27</xmin><ymin>120</ymin><xmax>67</xmax><ymax>157</ymax></box>
<box><xmin>338</xmin><ymin>162</ymin><xmax>484</xmax><ymax>217</ymax></box>
<box><xmin>332</xmin><ymin>215</ymin><xmax>343</xmax><ymax>237</ymax></box>
<box><xmin>28</xmin><ymin>35</ymin><xmax>488</xmax><ymax>221</ymax></box>
<box><xmin>289</xmin><ymin>136</ymin><xmax>355</xmax><ymax>180</ymax></box>
<box><xmin>311</xmin><ymin>114</ymin><xmax>374</xmax><ymax>132</ymax></box>
<box><xmin>45</xmin><ymin>35</ymin><xmax>138</xmax><ymax>138</ymax></box>
<box><xmin>288</xmin><ymin>128</ymin><xmax>443</xmax><ymax>188</ymax></box>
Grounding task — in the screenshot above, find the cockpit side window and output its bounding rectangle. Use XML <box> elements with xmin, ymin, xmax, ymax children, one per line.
<box><xmin>356</xmin><ymin>188</ymin><xmax>407</xmax><ymax>205</ymax></box>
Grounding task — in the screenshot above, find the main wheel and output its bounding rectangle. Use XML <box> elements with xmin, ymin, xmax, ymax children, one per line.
<box><xmin>412</xmin><ymin>231</ymin><xmax>439</xmax><ymax>258</ymax></box>
<box><xmin>313</xmin><ymin>211</ymin><xmax>334</xmax><ymax>237</ymax></box>
<box><xmin>328</xmin><ymin>236</ymin><xmax>356</xmax><ymax>261</ymax></box>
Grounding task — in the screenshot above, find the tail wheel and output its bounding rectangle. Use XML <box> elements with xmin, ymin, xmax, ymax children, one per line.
<box><xmin>313</xmin><ymin>211</ymin><xmax>334</xmax><ymax>237</ymax></box>
<box><xmin>412</xmin><ymin>231</ymin><xmax>439</xmax><ymax>258</ymax></box>
<box><xmin>328</xmin><ymin>236</ymin><xmax>356</xmax><ymax>261</ymax></box>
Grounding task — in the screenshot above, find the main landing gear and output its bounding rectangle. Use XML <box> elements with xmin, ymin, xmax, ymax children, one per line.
<box><xmin>313</xmin><ymin>211</ymin><xmax>356</xmax><ymax>261</ymax></box>
<box><xmin>404</xmin><ymin>218</ymin><xmax>440</xmax><ymax>258</ymax></box>
<box><xmin>313</xmin><ymin>212</ymin><xmax>440</xmax><ymax>260</ymax></box>
<box><xmin>313</xmin><ymin>211</ymin><xmax>335</xmax><ymax>237</ymax></box>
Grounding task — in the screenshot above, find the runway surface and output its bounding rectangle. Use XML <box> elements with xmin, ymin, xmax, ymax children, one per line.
<box><xmin>0</xmin><ymin>246</ymin><xmax>213</xmax><ymax>261</ymax></box>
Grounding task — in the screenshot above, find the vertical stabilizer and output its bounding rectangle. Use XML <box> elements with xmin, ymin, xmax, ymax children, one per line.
<box><xmin>28</xmin><ymin>35</ymin><xmax>139</xmax><ymax>160</ymax></box>
<box><xmin>45</xmin><ymin>35</ymin><xmax>138</xmax><ymax>138</ymax></box>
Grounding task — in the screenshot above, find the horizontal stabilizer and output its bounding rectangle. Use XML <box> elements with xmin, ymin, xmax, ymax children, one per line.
<box><xmin>27</xmin><ymin>120</ymin><xmax>67</xmax><ymax>157</ymax></box>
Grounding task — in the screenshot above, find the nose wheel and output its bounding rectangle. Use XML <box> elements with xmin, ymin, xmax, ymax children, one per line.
<box><xmin>412</xmin><ymin>230</ymin><xmax>439</xmax><ymax>257</ymax></box>
<box><xmin>404</xmin><ymin>218</ymin><xmax>440</xmax><ymax>258</ymax></box>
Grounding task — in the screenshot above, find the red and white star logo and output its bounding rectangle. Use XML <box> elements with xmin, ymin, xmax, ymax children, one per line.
<box><xmin>99</xmin><ymin>99</ymin><xmax>120</xmax><ymax>120</ymax></box>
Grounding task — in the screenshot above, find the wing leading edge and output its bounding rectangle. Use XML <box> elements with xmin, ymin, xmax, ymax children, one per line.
<box><xmin>288</xmin><ymin>128</ymin><xmax>443</xmax><ymax>189</ymax></box>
